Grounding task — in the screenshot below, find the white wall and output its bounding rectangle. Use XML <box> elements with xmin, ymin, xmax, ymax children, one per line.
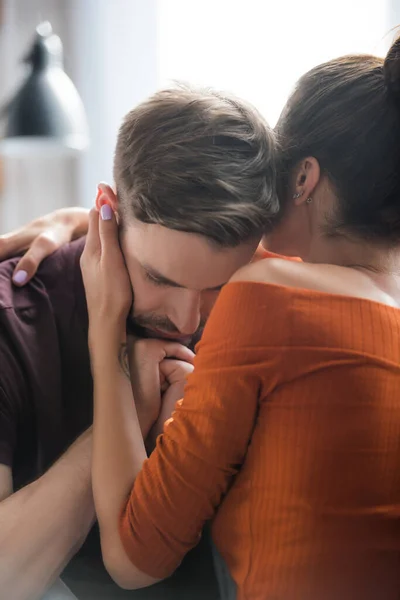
<box><xmin>158</xmin><ymin>0</ymin><xmax>392</xmax><ymax>126</ymax></box>
<box><xmin>66</xmin><ymin>0</ymin><xmax>159</xmax><ymax>208</ymax></box>
<box><xmin>388</xmin><ymin>0</ymin><xmax>400</xmax><ymax>37</ymax></box>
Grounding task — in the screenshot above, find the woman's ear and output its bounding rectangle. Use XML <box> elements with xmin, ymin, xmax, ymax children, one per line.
<box><xmin>293</xmin><ymin>157</ymin><xmax>321</xmax><ymax>205</ymax></box>
<box><xmin>95</xmin><ymin>183</ymin><xmax>118</xmax><ymax>213</ymax></box>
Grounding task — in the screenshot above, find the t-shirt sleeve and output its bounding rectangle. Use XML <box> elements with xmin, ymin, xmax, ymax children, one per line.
<box><xmin>119</xmin><ymin>281</ymin><xmax>287</xmax><ymax>578</ymax></box>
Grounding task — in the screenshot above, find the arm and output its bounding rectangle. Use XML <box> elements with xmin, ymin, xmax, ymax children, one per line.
<box><xmin>0</xmin><ymin>429</ymin><xmax>95</xmax><ymax>600</ymax></box>
<box><xmin>90</xmin><ymin>335</ymin><xmax>194</xmax><ymax>589</ymax></box>
<box><xmin>80</xmin><ymin>207</ymin><xmax>196</xmax><ymax>588</ymax></box>
<box><xmin>90</xmin><ymin>333</ymin><xmax>157</xmax><ymax>589</ymax></box>
<box><xmin>0</xmin><ymin>207</ymin><xmax>89</xmax><ymax>285</ymax></box>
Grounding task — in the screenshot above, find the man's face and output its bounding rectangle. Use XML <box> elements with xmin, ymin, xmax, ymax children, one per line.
<box><xmin>120</xmin><ymin>220</ymin><xmax>258</xmax><ymax>347</ymax></box>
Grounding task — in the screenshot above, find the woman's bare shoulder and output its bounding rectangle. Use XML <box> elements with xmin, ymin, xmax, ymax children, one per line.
<box><xmin>230</xmin><ymin>257</ymin><xmax>398</xmax><ymax>307</ymax></box>
<box><xmin>231</xmin><ymin>255</ymin><xmax>373</xmax><ymax>294</ymax></box>
<box><xmin>230</xmin><ymin>257</ymin><xmax>320</xmax><ymax>290</ymax></box>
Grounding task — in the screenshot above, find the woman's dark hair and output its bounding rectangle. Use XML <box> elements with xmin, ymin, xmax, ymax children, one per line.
<box><xmin>275</xmin><ymin>35</ymin><xmax>400</xmax><ymax>243</ymax></box>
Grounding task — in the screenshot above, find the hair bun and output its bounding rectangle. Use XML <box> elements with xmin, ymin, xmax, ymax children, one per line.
<box><xmin>384</xmin><ymin>36</ymin><xmax>400</xmax><ymax>101</ymax></box>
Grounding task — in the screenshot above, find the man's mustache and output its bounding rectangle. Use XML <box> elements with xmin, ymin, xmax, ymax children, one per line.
<box><xmin>126</xmin><ymin>315</ymin><xmax>205</xmax><ymax>350</ymax></box>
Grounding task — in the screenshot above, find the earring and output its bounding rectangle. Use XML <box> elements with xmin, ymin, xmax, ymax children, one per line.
<box><xmin>293</xmin><ymin>191</ymin><xmax>303</xmax><ymax>200</ymax></box>
<box><xmin>306</xmin><ymin>197</ymin><xmax>312</xmax><ymax>204</ymax></box>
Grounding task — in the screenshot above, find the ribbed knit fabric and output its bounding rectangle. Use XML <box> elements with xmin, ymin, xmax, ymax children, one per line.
<box><xmin>120</xmin><ymin>281</ymin><xmax>400</xmax><ymax>600</ymax></box>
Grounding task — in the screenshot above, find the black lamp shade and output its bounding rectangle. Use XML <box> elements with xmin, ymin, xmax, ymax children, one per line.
<box><xmin>2</xmin><ymin>22</ymin><xmax>88</xmax><ymax>155</ymax></box>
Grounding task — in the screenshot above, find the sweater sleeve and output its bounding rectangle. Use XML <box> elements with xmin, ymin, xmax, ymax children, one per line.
<box><xmin>119</xmin><ymin>281</ymin><xmax>287</xmax><ymax>578</ymax></box>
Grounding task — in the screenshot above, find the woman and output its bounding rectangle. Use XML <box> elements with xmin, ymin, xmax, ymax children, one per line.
<box><xmin>81</xmin><ymin>37</ymin><xmax>400</xmax><ymax>599</ymax></box>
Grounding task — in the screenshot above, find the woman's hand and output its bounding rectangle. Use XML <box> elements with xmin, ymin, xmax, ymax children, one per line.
<box><xmin>80</xmin><ymin>205</ymin><xmax>132</xmax><ymax>343</ymax></box>
<box><xmin>0</xmin><ymin>207</ymin><xmax>89</xmax><ymax>285</ymax></box>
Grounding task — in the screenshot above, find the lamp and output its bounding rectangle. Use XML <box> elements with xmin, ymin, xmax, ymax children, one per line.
<box><xmin>1</xmin><ymin>22</ymin><xmax>89</xmax><ymax>157</ymax></box>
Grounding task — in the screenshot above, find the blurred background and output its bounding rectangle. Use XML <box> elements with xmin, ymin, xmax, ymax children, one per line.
<box><xmin>0</xmin><ymin>0</ymin><xmax>399</xmax><ymax>231</ymax></box>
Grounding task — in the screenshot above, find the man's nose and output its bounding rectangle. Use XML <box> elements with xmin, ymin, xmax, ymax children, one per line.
<box><xmin>170</xmin><ymin>291</ymin><xmax>201</xmax><ymax>335</ymax></box>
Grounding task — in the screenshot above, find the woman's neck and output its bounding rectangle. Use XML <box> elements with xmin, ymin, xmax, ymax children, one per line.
<box><xmin>306</xmin><ymin>235</ymin><xmax>400</xmax><ymax>276</ymax></box>
<box><xmin>305</xmin><ymin>235</ymin><xmax>400</xmax><ymax>304</ymax></box>
<box><xmin>266</xmin><ymin>230</ymin><xmax>400</xmax><ymax>302</ymax></box>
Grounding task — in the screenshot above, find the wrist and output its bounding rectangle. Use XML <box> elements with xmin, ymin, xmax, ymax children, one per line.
<box><xmin>88</xmin><ymin>332</ymin><xmax>129</xmax><ymax>383</ymax></box>
<box><xmin>88</xmin><ymin>319</ymin><xmax>126</xmax><ymax>348</ymax></box>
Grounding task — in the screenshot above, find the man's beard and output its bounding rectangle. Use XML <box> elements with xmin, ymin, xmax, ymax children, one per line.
<box><xmin>126</xmin><ymin>314</ymin><xmax>205</xmax><ymax>352</ymax></box>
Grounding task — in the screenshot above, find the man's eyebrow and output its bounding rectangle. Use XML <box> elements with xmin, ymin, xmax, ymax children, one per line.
<box><xmin>142</xmin><ymin>264</ymin><xmax>225</xmax><ymax>291</ymax></box>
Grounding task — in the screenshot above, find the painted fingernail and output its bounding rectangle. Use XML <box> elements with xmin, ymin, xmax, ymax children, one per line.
<box><xmin>13</xmin><ymin>270</ymin><xmax>28</xmax><ymax>285</ymax></box>
<box><xmin>100</xmin><ymin>204</ymin><xmax>113</xmax><ymax>221</ymax></box>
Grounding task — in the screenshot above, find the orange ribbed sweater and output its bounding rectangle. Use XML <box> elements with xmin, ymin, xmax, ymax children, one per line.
<box><xmin>120</xmin><ymin>280</ymin><xmax>400</xmax><ymax>600</ymax></box>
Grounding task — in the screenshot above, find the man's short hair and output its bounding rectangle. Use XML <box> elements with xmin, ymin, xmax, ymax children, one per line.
<box><xmin>114</xmin><ymin>86</ymin><xmax>278</xmax><ymax>247</ymax></box>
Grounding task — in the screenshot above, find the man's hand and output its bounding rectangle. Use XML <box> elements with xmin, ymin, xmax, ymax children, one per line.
<box><xmin>149</xmin><ymin>357</ymin><xmax>194</xmax><ymax>443</ymax></box>
<box><xmin>0</xmin><ymin>207</ymin><xmax>89</xmax><ymax>285</ymax></box>
<box><xmin>129</xmin><ymin>338</ymin><xmax>194</xmax><ymax>440</ymax></box>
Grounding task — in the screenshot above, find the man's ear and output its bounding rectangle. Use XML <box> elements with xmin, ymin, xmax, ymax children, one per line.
<box><xmin>95</xmin><ymin>183</ymin><xmax>118</xmax><ymax>213</ymax></box>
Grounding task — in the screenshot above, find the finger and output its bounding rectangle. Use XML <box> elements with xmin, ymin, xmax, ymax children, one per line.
<box><xmin>159</xmin><ymin>358</ymin><xmax>194</xmax><ymax>384</ymax></box>
<box><xmin>159</xmin><ymin>343</ymin><xmax>195</xmax><ymax>364</ymax></box>
<box><xmin>98</xmin><ymin>203</ymin><xmax>118</xmax><ymax>255</ymax></box>
<box><xmin>0</xmin><ymin>228</ymin><xmax>40</xmax><ymax>261</ymax></box>
<box><xmin>12</xmin><ymin>233</ymin><xmax>60</xmax><ymax>286</ymax></box>
<box><xmin>160</xmin><ymin>358</ymin><xmax>194</xmax><ymax>371</ymax></box>
<box><xmin>84</xmin><ymin>208</ymin><xmax>101</xmax><ymax>256</ymax></box>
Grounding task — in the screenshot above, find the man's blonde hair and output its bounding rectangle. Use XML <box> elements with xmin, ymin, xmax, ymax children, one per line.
<box><xmin>114</xmin><ymin>86</ymin><xmax>278</xmax><ymax>246</ymax></box>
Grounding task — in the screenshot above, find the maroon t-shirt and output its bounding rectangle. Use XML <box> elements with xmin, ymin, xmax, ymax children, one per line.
<box><xmin>0</xmin><ymin>237</ymin><xmax>92</xmax><ymax>490</ymax></box>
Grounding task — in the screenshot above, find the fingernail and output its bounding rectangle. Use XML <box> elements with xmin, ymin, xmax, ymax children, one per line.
<box><xmin>100</xmin><ymin>204</ymin><xmax>113</xmax><ymax>220</ymax></box>
<box><xmin>13</xmin><ymin>270</ymin><xmax>28</xmax><ymax>285</ymax></box>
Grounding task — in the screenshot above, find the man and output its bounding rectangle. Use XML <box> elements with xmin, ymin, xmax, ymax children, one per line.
<box><xmin>0</xmin><ymin>86</ymin><xmax>277</xmax><ymax>600</ymax></box>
